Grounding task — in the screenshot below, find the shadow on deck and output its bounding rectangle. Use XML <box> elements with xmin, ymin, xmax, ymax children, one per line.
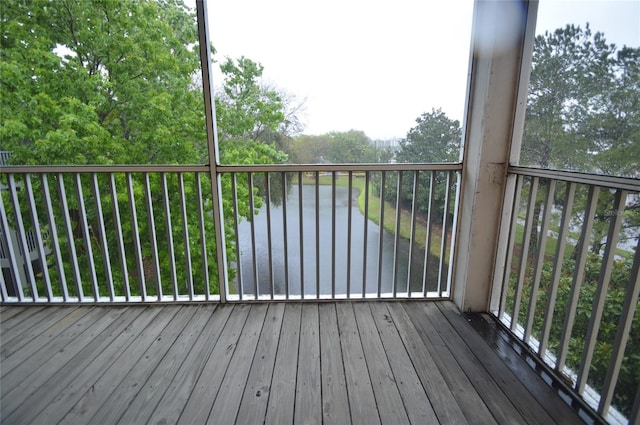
<box><xmin>0</xmin><ymin>301</ymin><xmax>588</xmax><ymax>425</ymax></box>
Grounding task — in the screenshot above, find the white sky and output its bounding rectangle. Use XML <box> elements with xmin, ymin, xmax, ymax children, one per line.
<box><xmin>205</xmin><ymin>0</ymin><xmax>640</xmax><ymax>140</ymax></box>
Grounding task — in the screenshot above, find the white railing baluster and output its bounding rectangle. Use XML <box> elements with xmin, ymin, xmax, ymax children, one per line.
<box><xmin>281</xmin><ymin>172</ymin><xmax>289</xmax><ymax>299</ymax></box>
<box><xmin>248</xmin><ymin>172</ymin><xmax>259</xmax><ymax>299</ymax></box>
<box><xmin>265</xmin><ymin>172</ymin><xmax>274</xmax><ymax>299</ymax></box>
<box><xmin>392</xmin><ymin>171</ymin><xmax>403</xmax><ymax>298</ymax></box>
<box><xmin>377</xmin><ymin>171</ymin><xmax>386</xmax><ymax>297</ymax></box>
<box><xmin>9</xmin><ymin>175</ymin><xmax>38</xmax><ymax>300</ymax></box>
<box><xmin>539</xmin><ymin>182</ymin><xmax>575</xmax><ymax>358</ymax></box>
<box><xmin>144</xmin><ymin>173</ymin><xmax>162</xmax><ymax>301</ymax></box>
<box><xmin>576</xmin><ymin>189</ymin><xmax>627</xmax><ymax>395</ymax></box>
<box><xmin>298</xmin><ymin>171</ymin><xmax>304</xmax><ymax>299</ymax></box>
<box><xmin>524</xmin><ymin>179</ymin><xmax>556</xmax><ymax>343</ymax></box>
<box><xmin>92</xmin><ymin>173</ymin><xmax>115</xmax><ymax>302</ymax></box>
<box><xmin>41</xmin><ymin>174</ymin><xmax>68</xmax><ymax>301</ymax></box>
<box><xmin>499</xmin><ymin>175</ymin><xmax>524</xmax><ymax>319</ymax></box>
<box><xmin>407</xmin><ymin>171</ymin><xmax>419</xmax><ymax>297</ymax></box>
<box><xmin>195</xmin><ymin>173</ymin><xmax>210</xmax><ymax>301</ymax></box>
<box><xmin>346</xmin><ymin>171</ymin><xmax>353</xmax><ymax>298</ymax></box>
<box><xmin>178</xmin><ymin>172</ymin><xmax>194</xmax><ymax>300</ymax></box>
<box><xmin>126</xmin><ymin>173</ymin><xmax>146</xmax><ymax>301</ymax></box>
<box><xmin>598</xmin><ymin>236</ymin><xmax>640</xmax><ymax>416</ymax></box>
<box><xmin>315</xmin><ymin>171</ymin><xmax>320</xmax><ymax>299</ymax></box>
<box><xmin>25</xmin><ymin>174</ymin><xmax>52</xmax><ymax>301</ymax></box>
<box><xmin>331</xmin><ymin>171</ymin><xmax>336</xmax><ymax>299</ymax></box>
<box><xmin>0</xmin><ymin>184</ymin><xmax>23</xmax><ymax>301</ymax></box>
<box><xmin>438</xmin><ymin>171</ymin><xmax>453</xmax><ymax>297</ymax></box>
<box><xmin>110</xmin><ymin>173</ymin><xmax>131</xmax><ymax>301</ymax></box>
<box><xmin>556</xmin><ymin>185</ymin><xmax>600</xmax><ymax>371</ymax></box>
<box><xmin>362</xmin><ymin>171</ymin><xmax>370</xmax><ymax>297</ymax></box>
<box><xmin>511</xmin><ymin>176</ymin><xmax>539</xmax><ymax>331</ymax></box>
<box><xmin>422</xmin><ymin>171</ymin><xmax>435</xmax><ymax>297</ymax></box>
<box><xmin>160</xmin><ymin>173</ymin><xmax>178</xmax><ymax>300</ymax></box>
<box><xmin>231</xmin><ymin>173</ymin><xmax>243</xmax><ymax>300</ymax></box>
<box><xmin>75</xmin><ymin>173</ymin><xmax>100</xmax><ymax>301</ymax></box>
<box><xmin>58</xmin><ymin>173</ymin><xmax>83</xmax><ymax>301</ymax></box>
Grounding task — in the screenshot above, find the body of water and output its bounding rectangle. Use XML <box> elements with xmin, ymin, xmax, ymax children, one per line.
<box><xmin>233</xmin><ymin>183</ymin><xmax>441</xmax><ymax>297</ymax></box>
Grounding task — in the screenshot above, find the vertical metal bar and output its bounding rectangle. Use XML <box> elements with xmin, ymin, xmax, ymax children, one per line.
<box><xmin>556</xmin><ymin>186</ymin><xmax>600</xmax><ymax>371</ymax></box>
<box><xmin>346</xmin><ymin>171</ymin><xmax>353</xmax><ymax>298</ymax></box>
<box><xmin>144</xmin><ymin>173</ymin><xmax>162</xmax><ymax>301</ymax></box>
<box><xmin>178</xmin><ymin>172</ymin><xmax>194</xmax><ymax>300</ymax></box>
<box><xmin>231</xmin><ymin>174</ymin><xmax>243</xmax><ymax>300</ymax></box>
<box><xmin>392</xmin><ymin>171</ymin><xmax>403</xmax><ymax>297</ymax></box>
<box><xmin>9</xmin><ymin>175</ymin><xmax>38</xmax><ymax>300</ymax></box>
<box><xmin>0</xmin><ymin>260</ymin><xmax>7</xmax><ymax>301</ymax></box>
<box><xmin>197</xmin><ymin>0</ymin><xmax>228</xmax><ymax>302</ymax></box>
<box><xmin>248</xmin><ymin>172</ymin><xmax>259</xmax><ymax>299</ymax></box>
<box><xmin>499</xmin><ymin>175</ymin><xmax>524</xmax><ymax>318</ymax></box>
<box><xmin>377</xmin><ymin>171</ymin><xmax>386</xmax><ymax>297</ymax></box>
<box><xmin>298</xmin><ymin>171</ymin><xmax>304</xmax><ymax>299</ymax></box>
<box><xmin>265</xmin><ymin>172</ymin><xmax>274</xmax><ymax>299</ymax></box>
<box><xmin>58</xmin><ymin>173</ymin><xmax>83</xmax><ymax>301</ymax></box>
<box><xmin>524</xmin><ymin>179</ymin><xmax>556</xmax><ymax>343</ymax></box>
<box><xmin>407</xmin><ymin>171</ymin><xmax>419</xmax><ymax>296</ymax></box>
<box><xmin>446</xmin><ymin>171</ymin><xmax>461</xmax><ymax>296</ymax></box>
<box><xmin>331</xmin><ymin>171</ymin><xmax>336</xmax><ymax>298</ymax></box>
<box><xmin>576</xmin><ymin>189</ymin><xmax>627</xmax><ymax>395</ymax></box>
<box><xmin>160</xmin><ymin>173</ymin><xmax>178</xmax><ymax>300</ymax></box>
<box><xmin>25</xmin><ymin>174</ymin><xmax>53</xmax><ymax>301</ymax></box>
<box><xmin>0</xmin><ymin>184</ymin><xmax>24</xmax><ymax>301</ymax></box>
<box><xmin>598</xmin><ymin>236</ymin><xmax>640</xmax><ymax>416</ymax></box>
<box><xmin>41</xmin><ymin>174</ymin><xmax>68</xmax><ymax>301</ymax></box>
<box><xmin>195</xmin><ymin>173</ymin><xmax>210</xmax><ymax>300</ymax></box>
<box><xmin>421</xmin><ymin>171</ymin><xmax>436</xmax><ymax>296</ymax></box>
<box><xmin>628</xmin><ymin>383</ymin><xmax>640</xmax><ymax>425</ymax></box>
<box><xmin>126</xmin><ymin>173</ymin><xmax>146</xmax><ymax>300</ymax></box>
<box><xmin>539</xmin><ymin>182</ymin><xmax>575</xmax><ymax>357</ymax></box>
<box><xmin>362</xmin><ymin>171</ymin><xmax>370</xmax><ymax>297</ymax></box>
<box><xmin>110</xmin><ymin>174</ymin><xmax>130</xmax><ymax>301</ymax></box>
<box><xmin>92</xmin><ymin>173</ymin><xmax>115</xmax><ymax>302</ymax></box>
<box><xmin>281</xmin><ymin>172</ymin><xmax>289</xmax><ymax>299</ymax></box>
<box><xmin>75</xmin><ymin>173</ymin><xmax>100</xmax><ymax>301</ymax></box>
<box><xmin>511</xmin><ymin>176</ymin><xmax>539</xmax><ymax>331</ymax></box>
<box><xmin>437</xmin><ymin>171</ymin><xmax>453</xmax><ymax>297</ymax></box>
<box><xmin>315</xmin><ymin>171</ymin><xmax>320</xmax><ymax>299</ymax></box>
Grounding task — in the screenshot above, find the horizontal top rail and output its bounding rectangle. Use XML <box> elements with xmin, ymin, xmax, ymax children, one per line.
<box><xmin>0</xmin><ymin>162</ymin><xmax>462</xmax><ymax>175</ymax></box>
<box><xmin>509</xmin><ymin>166</ymin><xmax>640</xmax><ymax>192</ymax></box>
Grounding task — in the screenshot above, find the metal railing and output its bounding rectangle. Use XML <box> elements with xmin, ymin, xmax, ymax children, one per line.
<box><xmin>492</xmin><ymin>166</ymin><xmax>640</xmax><ymax>424</ymax></box>
<box><xmin>0</xmin><ymin>163</ymin><xmax>461</xmax><ymax>303</ymax></box>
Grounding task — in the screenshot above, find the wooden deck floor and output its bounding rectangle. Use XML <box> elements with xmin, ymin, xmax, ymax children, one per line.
<box><xmin>0</xmin><ymin>301</ymin><xmax>584</xmax><ymax>425</ymax></box>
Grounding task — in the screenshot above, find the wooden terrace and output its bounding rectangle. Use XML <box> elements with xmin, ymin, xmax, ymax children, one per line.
<box><xmin>0</xmin><ymin>301</ymin><xmax>586</xmax><ymax>425</ymax></box>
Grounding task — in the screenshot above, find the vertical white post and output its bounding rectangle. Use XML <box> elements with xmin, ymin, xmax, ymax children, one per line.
<box><xmin>196</xmin><ymin>0</ymin><xmax>228</xmax><ymax>302</ymax></box>
<box><xmin>452</xmin><ymin>0</ymin><xmax>538</xmax><ymax>311</ymax></box>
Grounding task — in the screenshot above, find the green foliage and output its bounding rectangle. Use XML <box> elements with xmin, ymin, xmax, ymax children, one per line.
<box><xmin>286</xmin><ymin>130</ymin><xmax>378</xmax><ymax>164</ymax></box>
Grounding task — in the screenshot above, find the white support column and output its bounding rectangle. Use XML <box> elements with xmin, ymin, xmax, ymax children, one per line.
<box><xmin>452</xmin><ymin>0</ymin><xmax>537</xmax><ymax>312</ymax></box>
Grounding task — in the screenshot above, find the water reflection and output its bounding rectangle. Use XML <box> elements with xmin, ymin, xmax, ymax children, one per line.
<box><xmin>233</xmin><ymin>182</ymin><xmax>441</xmax><ymax>297</ymax></box>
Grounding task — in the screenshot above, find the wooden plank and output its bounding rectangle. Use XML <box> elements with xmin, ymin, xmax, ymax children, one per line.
<box><xmin>369</xmin><ymin>302</ymin><xmax>440</xmax><ymax>425</ymax></box>
<box><xmin>207</xmin><ymin>303</ymin><xmax>268</xmax><ymax>424</ymax></box>
<box><xmin>265</xmin><ymin>303</ymin><xmax>301</xmax><ymax>425</ymax></box>
<box><xmin>353</xmin><ymin>302</ymin><xmax>410</xmax><ymax>425</ymax></box>
<box><xmin>236</xmin><ymin>303</ymin><xmax>285</xmax><ymax>425</ymax></box>
<box><xmin>0</xmin><ymin>306</ymin><xmax>35</xmax><ymax>323</ymax></box>
<box><xmin>29</xmin><ymin>307</ymin><xmax>165</xmax><ymax>425</ymax></box>
<box><xmin>176</xmin><ymin>304</ymin><xmax>251</xmax><ymax>425</ymax></box>
<box><xmin>1</xmin><ymin>307</ymin><xmax>122</xmax><ymax>401</ymax></box>
<box><xmin>1</xmin><ymin>306</ymin><xmax>81</xmax><ymax>359</ymax></box>
<box><xmin>87</xmin><ymin>305</ymin><xmax>211</xmax><ymax>425</ymax></box>
<box><xmin>404</xmin><ymin>302</ymin><xmax>522</xmax><ymax>425</ymax></box>
<box><xmin>294</xmin><ymin>303</ymin><xmax>322</xmax><ymax>425</ymax></box>
<box><xmin>0</xmin><ymin>305</ymin><xmax>58</xmax><ymax>344</ymax></box>
<box><xmin>390</xmin><ymin>302</ymin><xmax>494</xmax><ymax>425</ymax></box>
<box><xmin>60</xmin><ymin>306</ymin><xmax>193</xmax><ymax>425</ymax></box>
<box><xmin>439</xmin><ymin>303</ymin><xmax>582</xmax><ymax>424</ymax></box>
<box><xmin>318</xmin><ymin>303</ymin><xmax>351</xmax><ymax>425</ymax></box>
<box><xmin>122</xmin><ymin>304</ymin><xmax>231</xmax><ymax>425</ymax></box>
<box><xmin>335</xmin><ymin>302</ymin><xmax>381</xmax><ymax>425</ymax></box>
<box><xmin>2</xmin><ymin>306</ymin><xmax>151</xmax><ymax>425</ymax></box>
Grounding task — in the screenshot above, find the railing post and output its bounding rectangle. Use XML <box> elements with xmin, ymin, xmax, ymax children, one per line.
<box><xmin>196</xmin><ymin>0</ymin><xmax>228</xmax><ymax>302</ymax></box>
<box><xmin>452</xmin><ymin>0</ymin><xmax>538</xmax><ymax>312</ymax></box>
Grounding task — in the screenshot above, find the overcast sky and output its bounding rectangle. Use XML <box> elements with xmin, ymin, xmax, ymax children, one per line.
<box><xmin>206</xmin><ymin>0</ymin><xmax>640</xmax><ymax>140</ymax></box>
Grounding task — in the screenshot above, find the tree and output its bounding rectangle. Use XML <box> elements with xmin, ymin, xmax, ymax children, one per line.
<box><xmin>0</xmin><ymin>0</ymin><xmax>289</xmax><ymax>297</ymax></box>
